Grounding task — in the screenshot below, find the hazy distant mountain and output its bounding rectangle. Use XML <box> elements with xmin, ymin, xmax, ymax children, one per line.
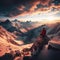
<box><xmin>0</xmin><ymin>19</ymin><xmax>60</xmax><ymax>43</ymax></box>
<box><xmin>0</xmin><ymin>19</ymin><xmax>24</xmax><ymax>35</ymax></box>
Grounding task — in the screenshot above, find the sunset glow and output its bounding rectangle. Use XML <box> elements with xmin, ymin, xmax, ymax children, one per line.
<box><xmin>0</xmin><ymin>0</ymin><xmax>60</xmax><ymax>24</ymax></box>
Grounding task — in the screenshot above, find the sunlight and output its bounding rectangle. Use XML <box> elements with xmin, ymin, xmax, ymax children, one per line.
<box><xmin>47</xmin><ymin>16</ymin><xmax>55</xmax><ymax>21</ymax></box>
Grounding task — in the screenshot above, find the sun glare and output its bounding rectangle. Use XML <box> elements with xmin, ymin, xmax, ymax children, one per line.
<box><xmin>46</xmin><ymin>16</ymin><xmax>55</xmax><ymax>21</ymax></box>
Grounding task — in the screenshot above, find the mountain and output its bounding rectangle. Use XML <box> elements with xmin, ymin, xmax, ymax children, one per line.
<box><xmin>0</xmin><ymin>20</ymin><xmax>40</xmax><ymax>36</ymax></box>
<box><xmin>0</xmin><ymin>19</ymin><xmax>12</xmax><ymax>29</ymax></box>
<box><xmin>22</xmin><ymin>22</ymin><xmax>60</xmax><ymax>43</ymax></box>
<box><xmin>0</xmin><ymin>20</ymin><xmax>24</xmax><ymax>35</ymax></box>
<box><xmin>0</xmin><ymin>26</ymin><xmax>32</xmax><ymax>57</ymax></box>
<box><xmin>47</xmin><ymin>22</ymin><xmax>60</xmax><ymax>38</ymax></box>
<box><xmin>0</xmin><ymin>26</ymin><xmax>24</xmax><ymax>46</ymax></box>
<box><xmin>0</xmin><ymin>21</ymin><xmax>60</xmax><ymax>60</ymax></box>
<box><xmin>22</xmin><ymin>24</ymin><xmax>49</xmax><ymax>43</ymax></box>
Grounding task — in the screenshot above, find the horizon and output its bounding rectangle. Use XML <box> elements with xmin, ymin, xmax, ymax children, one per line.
<box><xmin>0</xmin><ymin>19</ymin><xmax>60</xmax><ymax>24</ymax></box>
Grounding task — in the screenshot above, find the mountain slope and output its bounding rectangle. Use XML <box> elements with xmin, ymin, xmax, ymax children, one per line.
<box><xmin>47</xmin><ymin>23</ymin><xmax>60</xmax><ymax>35</ymax></box>
<box><xmin>0</xmin><ymin>26</ymin><xmax>24</xmax><ymax>46</ymax></box>
<box><xmin>0</xmin><ymin>26</ymin><xmax>32</xmax><ymax>57</ymax></box>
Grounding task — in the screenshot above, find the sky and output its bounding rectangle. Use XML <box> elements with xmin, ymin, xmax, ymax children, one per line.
<box><xmin>0</xmin><ymin>0</ymin><xmax>60</xmax><ymax>22</ymax></box>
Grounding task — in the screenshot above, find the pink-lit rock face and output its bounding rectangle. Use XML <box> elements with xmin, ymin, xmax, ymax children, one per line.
<box><xmin>49</xmin><ymin>40</ymin><xmax>60</xmax><ymax>45</ymax></box>
<box><xmin>0</xmin><ymin>44</ymin><xmax>6</xmax><ymax>56</ymax></box>
<box><xmin>49</xmin><ymin>37</ymin><xmax>60</xmax><ymax>49</ymax></box>
<box><xmin>0</xmin><ymin>42</ymin><xmax>33</xmax><ymax>57</ymax></box>
<box><xmin>49</xmin><ymin>36</ymin><xmax>60</xmax><ymax>44</ymax></box>
<box><xmin>0</xmin><ymin>26</ymin><xmax>34</xmax><ymax>57</ymax></box>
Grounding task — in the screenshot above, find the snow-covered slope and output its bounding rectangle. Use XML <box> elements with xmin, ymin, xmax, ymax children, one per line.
<box><xmin>0</xmin><ymin>26</ymin><xmax>33</xmax><ymax>57</ymax></box>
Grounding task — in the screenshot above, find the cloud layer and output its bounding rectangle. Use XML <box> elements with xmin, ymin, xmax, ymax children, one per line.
<box><xmin>0</xmin><ymin>0</ymin><xmax>60</xmax><ymax>17</ymax></box>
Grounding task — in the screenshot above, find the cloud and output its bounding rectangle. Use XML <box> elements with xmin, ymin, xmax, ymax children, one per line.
<box><xmin>0</xmin><ymin>0</ymin><xmax>60</xmax><ymax>17</ymax></box>
<box><xmin>40</xmin><ymin>0</ymin><xmax>51</xmax><ymax>6</ymax></box>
